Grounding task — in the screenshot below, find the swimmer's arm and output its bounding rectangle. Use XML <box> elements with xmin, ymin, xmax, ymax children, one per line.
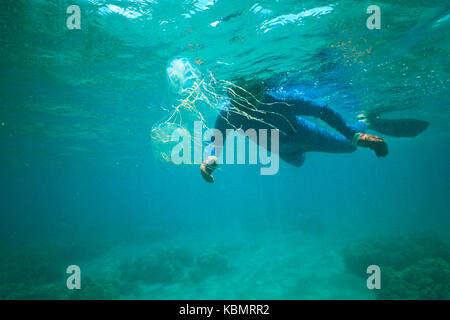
<box><xmin>200</xmin><ymin>111</ymin><xmax>229</xmax><ymax>183</ymax></box>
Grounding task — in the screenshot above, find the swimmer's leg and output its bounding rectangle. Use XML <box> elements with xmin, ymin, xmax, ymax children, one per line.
<box><xmin>292</xmin><ymin>116</ymin><xmax>388</xmax><ymax>157</ymax></box>
<box><xmin>316</xmin><ymin>104</ymin><xmax>367</xmax><ymax>139</ymax></box>
<box><xmin>293</xmin><ymin>116</ymin><xmax>357</xmax><ymax>154</ymax></box>
<box><xmin>266</xmin><ymin>86</ymin><xmax>366</xmax><ymax>139</ymax></box>
<box><xmin>310</xmin><ymin>106</ymin><xmax>388</xmax><ymax>156</ymax></box>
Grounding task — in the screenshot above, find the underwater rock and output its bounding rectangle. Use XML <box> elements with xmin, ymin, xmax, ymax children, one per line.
<box><xmin>120</xmin><ymin>256</ymin><xmax>181</xmax><ymax>285</ymax></box>
<box><xmin>343</xmin><ymin>234</ymin><xmax>450</xmax><ymax>277</ymax></box>
<box><xmin>69</xmin><ymin>277</ymin><xmax>121</xmax><ymax>300</ymax></box>
<box><xmin>378</xmin><ymin>258</ymin><xmax>450</xmax><ymax>300</ymax></box>
<box><xmin>0</xmin><ymin>283</ymin><xmax>68</xmax><ymax>300</ymax></box>
<box><xmin>343</xmin><ymin>234</ymin><xmax>450</xmax><ymax>299</ymax></box>
<box><xmin>189</xmin><ymin>249</ymin><xmax>230</xmax><ymax>281</ymax></box>
<box><xmin>0</xmin><ymin>235</ymin><xmax>116</xmax><ymax>290</ymax></box>
<box><xmin>0</xmin><ymin>246</ymin><xmax>66</xmax><ymax>287</ymax></box>
<box><xmin>119</xmin><ymin>246</ymin><xmax>230</xmax><ymax>285</ymax></box>
<box><xmin>119</xmin><ymin>246</ymin><xmax>193</xmax><ymax>285</ymax></box>
<box><xmin>0</xmin><ymin>239</ymin><xmax>129</xmax><ymax>300</ymax></box>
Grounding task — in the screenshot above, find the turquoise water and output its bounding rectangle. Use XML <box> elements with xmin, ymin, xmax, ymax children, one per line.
<box><xmin>0</xmin><ymin>0</ymin><xmax>449</xmax><ymax>299</ymax></box>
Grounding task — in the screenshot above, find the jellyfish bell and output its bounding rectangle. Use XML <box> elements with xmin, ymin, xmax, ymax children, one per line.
<box><xmin>166</xmin><ymin>57</ymin><xmax>202</xmax><ymax>96</ymax></box>
<box><xmin>153</xmin><ymin>56</ymin><xmax>235</xmax><ymax>164</ymax></box>
<box><xmin>152</xmin><ymin>57</ymin><xmax>204</xmax><ymax>164</ymax></box>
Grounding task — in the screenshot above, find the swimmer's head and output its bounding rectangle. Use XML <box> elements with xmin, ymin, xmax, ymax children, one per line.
<box><xmin>228</xmin><ymin>77</ymin><xmax>265</xmax><ymax>109</ymax></box>
<box><xmin>166</xmin><ymin>57</ymin><xmax>202</xmax><ymax>96</ymax></box>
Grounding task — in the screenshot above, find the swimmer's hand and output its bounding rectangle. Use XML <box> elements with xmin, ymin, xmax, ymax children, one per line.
<box><xmin>200</xmin><ymin>156</ymin><xmax>218</xmax><ymax>183</ymax></box>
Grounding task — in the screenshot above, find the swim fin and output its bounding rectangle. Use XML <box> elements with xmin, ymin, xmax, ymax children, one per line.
<box><xmin>359</xmin><ymin>112</ymin><xmax>429</xmax><ymax>138</ymax></box>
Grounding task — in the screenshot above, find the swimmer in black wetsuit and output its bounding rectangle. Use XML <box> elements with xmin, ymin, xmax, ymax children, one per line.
<box><xmin>200</xmin><ymin>80</ymin><xmax>428</xmax><ymax>183</ymax></box>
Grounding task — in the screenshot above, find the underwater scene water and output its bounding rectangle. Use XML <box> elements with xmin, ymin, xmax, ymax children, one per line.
<box><xmin>0</xmin><ymin>0</ymin><xmax>449</xmax><ymax>300</ymax></box>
